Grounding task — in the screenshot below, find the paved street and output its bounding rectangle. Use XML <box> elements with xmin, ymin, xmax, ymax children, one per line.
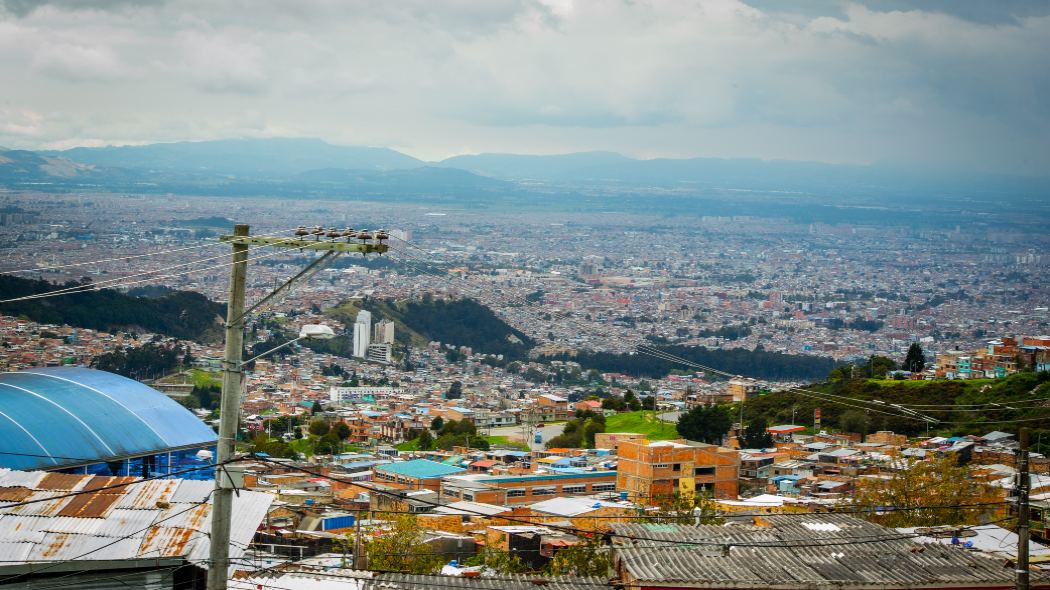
<box><xmin>489</xmin><ymin>422</ymin><xmax>567</xmax><ymax>451</ymax></box>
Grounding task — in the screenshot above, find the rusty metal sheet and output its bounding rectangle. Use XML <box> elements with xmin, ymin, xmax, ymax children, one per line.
<box><xmin>169</xmin><ymin>479</ymin><xmax>214</xmax><ymax>504</ymax></box>
<box><xmin>81</xmin><ymin>475</ymin><xmax>139</xmax><ymax>494</ymax></box>
<box><xmin>113</xmin><ymin>479</ymin><xmax>179</xmax><ymax>510</ymax></box>
<box><xmin>2</xmin><ymin>491</ymin><xmax>74</xmax><ymax>517</ymax></box>
<box><xmin>37</xmin><ymin>473</ymin><xmax>89</xmax><ymax>491</ymax></box>
<box><xmin>56</xmin><ymin>491</ymin><xmax>120</xmax><ymax>518</ymax></box>
<box><xmin>154</xmin><ymin>502</ymin><xmax>210</xmax><ymax>530</ymax></box>
<box><xmin>0</xmin><ymin>470</ymin><xmax>45</xmax><ymax>489</ymax></box>
<box><xmin>137</xmin><ymin>526</ymin><xmax>200</xmax><ymax>558</ymax></box>
<box><xmin>0</xmin><ymin>487</ymin><xmax>33</xmax><ymax>502</ymax></box>
<box><xmin>26</xmin><ymin>532</ymin><xmax>143</xmax><ymax>561</ymax></box>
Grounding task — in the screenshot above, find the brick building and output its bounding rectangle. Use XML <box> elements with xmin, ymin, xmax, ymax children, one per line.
<box><xmin>616</xmin><ymin>439</ymin><xmax>740</xmax><ymax>504</ymax></box>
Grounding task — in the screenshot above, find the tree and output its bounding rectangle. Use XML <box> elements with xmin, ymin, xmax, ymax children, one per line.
<box><xmin>739</xmin><ymin>417</ymin><xmax>774</xmax><ymax>449</ymax></box>
<box><xmin>308</xmin><ymin>418</ymin><xmax>330</xmax><ymax>436</ymax></box>
<box><xmin>677</xmin><ymin>404</ymin><xmax>732</xmax><ymax>445</ymax></box>
<box><xmin>545</xmin><ymin>536</ymin><xmax>610</xmax><ymax>577</ymax></box>
<box><xmin>417</xmin><ymin>428</ymin><xmax>434</xmax><ymax>451</ymax></box>
<box><xmin>647</xmin><ymin>491</ymin><xmax>722</xmax><ymax>525</ymax></box>
<box><xmin>311</xmin><ymin>400</ymin><xmax>323</xmax><ymax>415</ymax></box>
<box><xmin>838</xmin><ymin>410</ymin><xmax>871</xmax><ymax>437</ymax></box>
<box><xmin>904</xmin><ymin>342</ymin><xmax>927</xmax><ymax>373</ymax></box>
<box><xmin>465</xmin><ymin>546</ymin><xmax>529</xmax><ymax>574</ymax></box>
<box><xmin>361</xmin><ymin>514</ymin><xmax>444</xmax><ymax>574</ymax></box>
<box><xmin>315</xmin><ymin>431</ymin><xmax>342</xmax><ymax>455</ymax></box>
<box><xmin>430</xmin><ymin>416</ymin><xmax>445</xmax><ymax>431</ymax></box>
<box><xmin>446</xmin><ymin>380</ymin><xmax>463</xmax><ymax>400</ymax></box>
<box><xmin>851</xmin><ymin>457</ymin><xmax>999</xmax><ymax>527</ymax></box>
<box><xmin>641</xmin><ymin>396</ymin><xmax>656</xmax><ymax>411</ymax></box>
<box><xmin>333</xmin><ymin>422</ymin><xmax>351</xmax><ymax>440</ymax></box>
<box><xmin>624</xmin><ymin>390</ymin><xmax>642</xmax><ymax>412</ymax></box>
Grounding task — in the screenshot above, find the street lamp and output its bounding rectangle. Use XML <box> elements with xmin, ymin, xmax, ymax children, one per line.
<box><xmin>242</xmin><ymin>323</ymin><xmax>336</xmax><ymax>365</ymax></box>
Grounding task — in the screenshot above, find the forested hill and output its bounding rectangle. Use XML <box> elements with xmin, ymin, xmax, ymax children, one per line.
<box><xmin>742</xmin><ymin>371</ymin><xmax>1050</xmax><ymax>441</ymax></box>
<box><xmin>549</xmin><ymin>345</ymin><xmax>838</xmax><ymax>381</ymax></box>
<box><xmin>0</xmin><ymin>274</ymin><xmax>225</xmax><ymax>341</ymax></box>
<box><xmin>327</xmin><ymin>296</ymin><xmax>534</xmax><ymax>361</ymax></box>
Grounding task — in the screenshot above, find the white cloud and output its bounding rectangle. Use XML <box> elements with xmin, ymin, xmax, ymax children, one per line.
<box><xmin>0</xmin><ymin>0</ymin><xmax>1046</xmax><ymax>174</ymax></box>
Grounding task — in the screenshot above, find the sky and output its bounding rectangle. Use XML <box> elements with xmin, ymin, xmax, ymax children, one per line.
<box><xmin>0</xmin><ymin>0</ymin><xmax>1047</xmax><ymax>175</ymax></box>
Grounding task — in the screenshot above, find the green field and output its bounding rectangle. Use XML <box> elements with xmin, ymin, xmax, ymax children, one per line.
<box><xmin>485</xmin><ymin>435</ymin><xmax>529</xmax><ymax>451</ymax></box>
<box><xmin>605</xmin><ymin>411</ymin><xmax>679</xmax><ymax>440</ymax></box>
<box><xmin>867</xmin><ymin>378</ymin><xmax>995</xmax><ymax>389</ymax></box>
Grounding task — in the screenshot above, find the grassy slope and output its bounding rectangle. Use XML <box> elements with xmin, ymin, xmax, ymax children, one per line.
<box><xmin>605</xmin><ymin>411</ymin><xmax>680</xmax><ymax>440</ymax></box>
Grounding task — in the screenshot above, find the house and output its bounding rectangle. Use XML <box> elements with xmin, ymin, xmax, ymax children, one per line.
<box><xmin>373</xmin><ymin>459</ymin><xmax>466</xmax><ymax>491</ymax></box>
<box><xmin>616</xmin><ymin>439</ymin><xmax>740</xmax><ymax>504</ymax></box>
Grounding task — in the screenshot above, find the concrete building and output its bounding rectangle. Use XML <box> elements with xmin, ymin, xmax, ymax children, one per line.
<box><xmin>352</xmin><ymin>310</ymin><xmax>372</xmax><ymax>358</ymax></box>
<box><xmin>374</xmin><ymin>319</ymin><xmax>395</xmax><ymax>344</ymax></box>
<box><xmin>367</xmin><ymin>342</ymin><xmax>392</xmax><ymax>364</ymax></box>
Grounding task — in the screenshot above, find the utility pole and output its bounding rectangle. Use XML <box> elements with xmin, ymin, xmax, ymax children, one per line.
<box><xmin>207</xmin><ymin>223</ymin><xmax>249</xmax><ymax>590</ymax></box>
<box><xmin>1017</xmin><ymin>427</ymin><xmax>1031</xmax><ymax>590</ymax></box>
<box><xmin>207</xmin><ymin>225</ymin><xmax>388</xmax><ymax>590</ymax></box>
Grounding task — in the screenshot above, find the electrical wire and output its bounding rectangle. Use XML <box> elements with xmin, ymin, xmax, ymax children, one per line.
<box><xmin>0</xmin><ymin>227</ymin><xmax>306</xmax><ymax>304</ymax></box>
<box><xmin>0</xmin><ymin>458</ymin><xmax>235</xmax><ymax>512</ymax></box>
<box><xmin>0</xmin><ymin>225</ymin><xmax>281</xmax><ymax>275</ymax></box>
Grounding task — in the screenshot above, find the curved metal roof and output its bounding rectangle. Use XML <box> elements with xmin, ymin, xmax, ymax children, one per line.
<box><xmin>0</xmin><ymin>367</ymin><xmax>217</xmax><ymax>471</ymax></box>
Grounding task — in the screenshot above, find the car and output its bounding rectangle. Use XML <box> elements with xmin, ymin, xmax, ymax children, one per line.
<box><xmin>536</xmin><ymin>422</ymin><xmax>545</xmax><ymax>428</ymax></box>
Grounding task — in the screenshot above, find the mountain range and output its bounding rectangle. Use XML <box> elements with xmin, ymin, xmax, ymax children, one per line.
<box><xmin>2</xmin><ymin>138</ymin><xmax>1047</xmax><ymax>217</ymax></box>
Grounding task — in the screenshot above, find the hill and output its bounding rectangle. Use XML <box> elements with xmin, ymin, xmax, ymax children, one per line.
<box><xmin>0</xmin><ymin>274</ymin><xmax>225</xmax><ymax>341</ymax></box>
<box><xmin>549</xmin><ymin>345</ymin><xmax>838</xmax><ymax>382</ymax></box>
<box><xmin>742</xmin><ymin>371</ymin><xmax>1050</xmax><ymax>441</ymax></box>
<box><xmin>51</xmin><ymin>138</ymin><xmax>423</xmax><ymax>176</ymax></box>
<box><xmin>0</xmin><ymin>148</ymin><xmax>99</xmax><ymax>182</ymax></box>
<box><xmin>324</xmin><ymin>296</ymin><xmax>534</xmax><ymax>361</ymax></box>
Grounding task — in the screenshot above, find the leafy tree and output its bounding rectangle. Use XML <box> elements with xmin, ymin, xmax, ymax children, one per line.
<box><xmin>739</xmin><ymin>417</ymin><xmax>774</xmax><ymax>449</ymax></box>
<box><xmin>314</xmin><ymin>431</ymin><xmax>342</xmax><ymax>455</ymax></box>
<box><xmin>545</xmin><ymin>536</ymin><xmax>610</xmax><ymax>577</ymax></box>
<box><xmin>838</xmin><ymin>410</ymin><xmax>871</xmax><ymax>437</ymax></box>
<box><xmin>417</xmin><ymin>428</ymin><xmax>434</xmax><ymax>451</ymax></box>
<box><xmin>647</xmin><ymin>491</ymin><xmax>722</xmax><ymax>525</ymax></box>
<box><xmin>430</xmin><ymin>416</ymin><xmax>445</xmax><ymax>431</ymax></box>
<box><xmin>601</xmin><ymin>395</ymin><xmax>626</xmax><ymax>411</ymax></box>
<box><xmin>308</xmin><ymin>418</ymin><xmax>330</xmax><ymax>436</ymax></box>
<box><xmin>446</xmin><ymin>380</ymin><xmax>463</xmax><ymax>400</ymax></box>
<box><xmin>677</xmin><ymin>404</ymin><xmax>731</xmax><ymax>445</ymax></box>
<box><xmin>904</xmin><ymin>342</ymin><xmax>927</xmax><ymax>373</ymax></box>
<box><xmin>624</xmin><ymin>390</ymin><xmax>642</xmax><ymax>412</ymax></box>
<box><xmin>311</xmin><ymin>400</ymin><xmax>323</xmax><ymax>415</ymax></box>
<box><xmin>851</xmin><ymin>457</ymin><xmax>999</xmax><ymax>527</ymax></box>
<box><xmin>361</xmin><ymin>514</ymin><xmax>444</xmax><ymax>574</ymax></box>
<box><xmin>464</xmin><ymin>546</ymin><xmax>529</xmax><ymax>574</ymax></box>
<box><xmin>333</xmin><ymin>422</ymin><xmax>351</xmax><ymax>440</ymax></box>
<box><xmin>641</xmin><ymin>395</ymin><xmax>656</xmax><ymax>411</ymax></box>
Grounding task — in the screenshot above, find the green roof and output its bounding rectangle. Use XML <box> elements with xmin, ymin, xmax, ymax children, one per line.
<box><xmin>376</xmin><ymin>459</ymin><xmax>466</xmax><ymax>479</ymax></box>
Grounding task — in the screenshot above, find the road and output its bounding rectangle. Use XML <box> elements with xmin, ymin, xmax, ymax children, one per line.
<box><xmin>658</xmin><ymin>411</ymin><xmax>682</xmax><ymax>423</ymax></box>
<box><xmin>488</xmin><ymin>422</ymin><xmax>567</xmax><ymax>451</ymax></box>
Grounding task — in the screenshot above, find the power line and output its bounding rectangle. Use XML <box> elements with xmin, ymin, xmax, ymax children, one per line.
<box><xmin>0</xmin><ymin>227</ymin><xmax>307</xmax><ymax>305</ymax></box>
<box><xmin>0</xmin><ymin>226</ymin><xmax>282</xmax><ymax>275</ymax></box>
<box><xmin>0</xmin><ymin>458</ymin><xmax>234</xmax><ymax>512</ymax></box>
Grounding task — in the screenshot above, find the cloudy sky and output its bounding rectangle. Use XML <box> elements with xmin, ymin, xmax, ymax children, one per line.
<box><xmin>0</xmin><ymin>0</ymin><xmax>1047</xmax><ymax>174</ymax></box>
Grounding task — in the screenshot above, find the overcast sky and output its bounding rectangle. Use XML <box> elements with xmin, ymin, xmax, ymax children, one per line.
<box><xmin>0</xmin><ymin>0</ymin><xmax>1047</xmax><ymax>174</ymax></box>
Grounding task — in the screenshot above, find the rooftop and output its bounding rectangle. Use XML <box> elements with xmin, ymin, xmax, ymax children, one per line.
<box><xmin>375</xmin><ymin>459</ymin><xmax>466</xmax><ymax>479</ymax></box>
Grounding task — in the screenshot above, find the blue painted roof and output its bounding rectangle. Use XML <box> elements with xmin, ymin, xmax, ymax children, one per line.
<box><xmin>0</xmin><ymin>367</ymin><xmax>217</xmax><ymax>471</ymax></box>
<box><xmin>375</xmin><ymin>459</ymin><xmax>465</xmax><ymax>479</ymax></box>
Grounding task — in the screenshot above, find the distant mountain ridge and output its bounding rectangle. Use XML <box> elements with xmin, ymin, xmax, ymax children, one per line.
<box><xmin>47</xmin><ymin>137</ymin><xmax>423</xmax><ymax>176</ymax></box>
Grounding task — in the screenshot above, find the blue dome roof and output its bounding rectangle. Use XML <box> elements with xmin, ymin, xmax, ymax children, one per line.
<box><xmin>0</xmin><ymin>367</ymin><xmax>217</xmax><ymax>470</ymax></box>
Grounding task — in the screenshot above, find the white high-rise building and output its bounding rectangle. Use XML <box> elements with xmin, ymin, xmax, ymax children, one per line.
<box><xmin>353</xmin><ymin>310</ymin><xmax>372</xmax><ymax>358</ymax></box>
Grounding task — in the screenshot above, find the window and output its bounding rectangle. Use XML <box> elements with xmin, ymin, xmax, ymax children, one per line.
<box><xmin>531</xmin><ymin>487</ymin><xmax>556</xmax><ymax>496</ymax></box>
<box><xmin>672</xmin><ymin>463</ymin><xmax>681</xmax><ymax>471</ymax></box>
<box><xmin>653</xmin><ymin>463</ymin><xmax>670</xmax><ymax>469</ymax></box>
<box><xmin>562</xmin><ymin>485</ymin><xmax>586</xmax><ymax>494</ymax></box>
<box><xmin>591</xmin><ymin>483</ymin><xmax>616</xmax><ymax>492</ymax></box>
<box><xmin>694</xmin><ymin>467</ymin><xmax>715</xmax><ymax>476</ymax></box>
<box><xmin>507</xmin><ymin>489</ymin><xmax>526</xmax><ymax>497</ymax></box>
<box><xmin>463</xmin><ymin>493</ymin><xmax>475</xmax><ymax>501</ymax></box>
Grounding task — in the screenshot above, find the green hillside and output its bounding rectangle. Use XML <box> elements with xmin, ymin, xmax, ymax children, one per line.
<box><xmin>0</xmin><ymin>274</ymin><xmax>225</xmax><ymax>341</ymax></box>
<box><xmin>605</xmin><ymin>411</ymin><xmax>679</xmax><ymax>440</ymax></box>
<box><xmin>324</xmin><ymin>296</ymin><xmax>534</xmax><ymax>361</ymax></box>
<box><xmin>742</xmin><ymin>371</ymin><xmax>1050</xmax><ymax>445</ymax></box>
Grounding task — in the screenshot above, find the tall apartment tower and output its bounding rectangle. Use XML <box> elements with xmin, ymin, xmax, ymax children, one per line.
<box><xmin>353</xmin><ymin>310</ymin><xmax>372</xmax><ymax>358</ymax></box>
<box><xmin>374</xmin><ymin>320</ymin><xmax>395</xmax><ymax>344</ymax></box>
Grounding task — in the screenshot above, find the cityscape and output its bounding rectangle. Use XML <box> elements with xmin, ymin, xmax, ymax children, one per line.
<box><xmin>0</xmin><ymin>2</ymin><xmax>1049</xmax><ymax>590</ymax></box>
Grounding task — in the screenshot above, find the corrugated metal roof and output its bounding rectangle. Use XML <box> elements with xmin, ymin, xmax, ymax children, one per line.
<box><xmin>613</xmin><ymin>516</ymin><xmax>1050</xmax><ymax>588</ymax></box>
<box><xmin>0</xmin><ymin>469</ymin><xmax>271</xmax><ymax>566</ymax></box>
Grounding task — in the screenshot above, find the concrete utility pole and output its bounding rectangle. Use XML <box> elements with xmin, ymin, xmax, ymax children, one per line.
<box><xmin>207</xmin><ymin>225</ymin><xmax>388</xmax><ymax>590</ymax></box>
<box><xmin>1017</xmin><ymin>427</ymin><xmax>1031</xmax><ymax>590</ymax></box>
<box><xmin>207</xmin><ymin>223</ymin><xmax>249</xmax><ymax>590</ymax></box>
